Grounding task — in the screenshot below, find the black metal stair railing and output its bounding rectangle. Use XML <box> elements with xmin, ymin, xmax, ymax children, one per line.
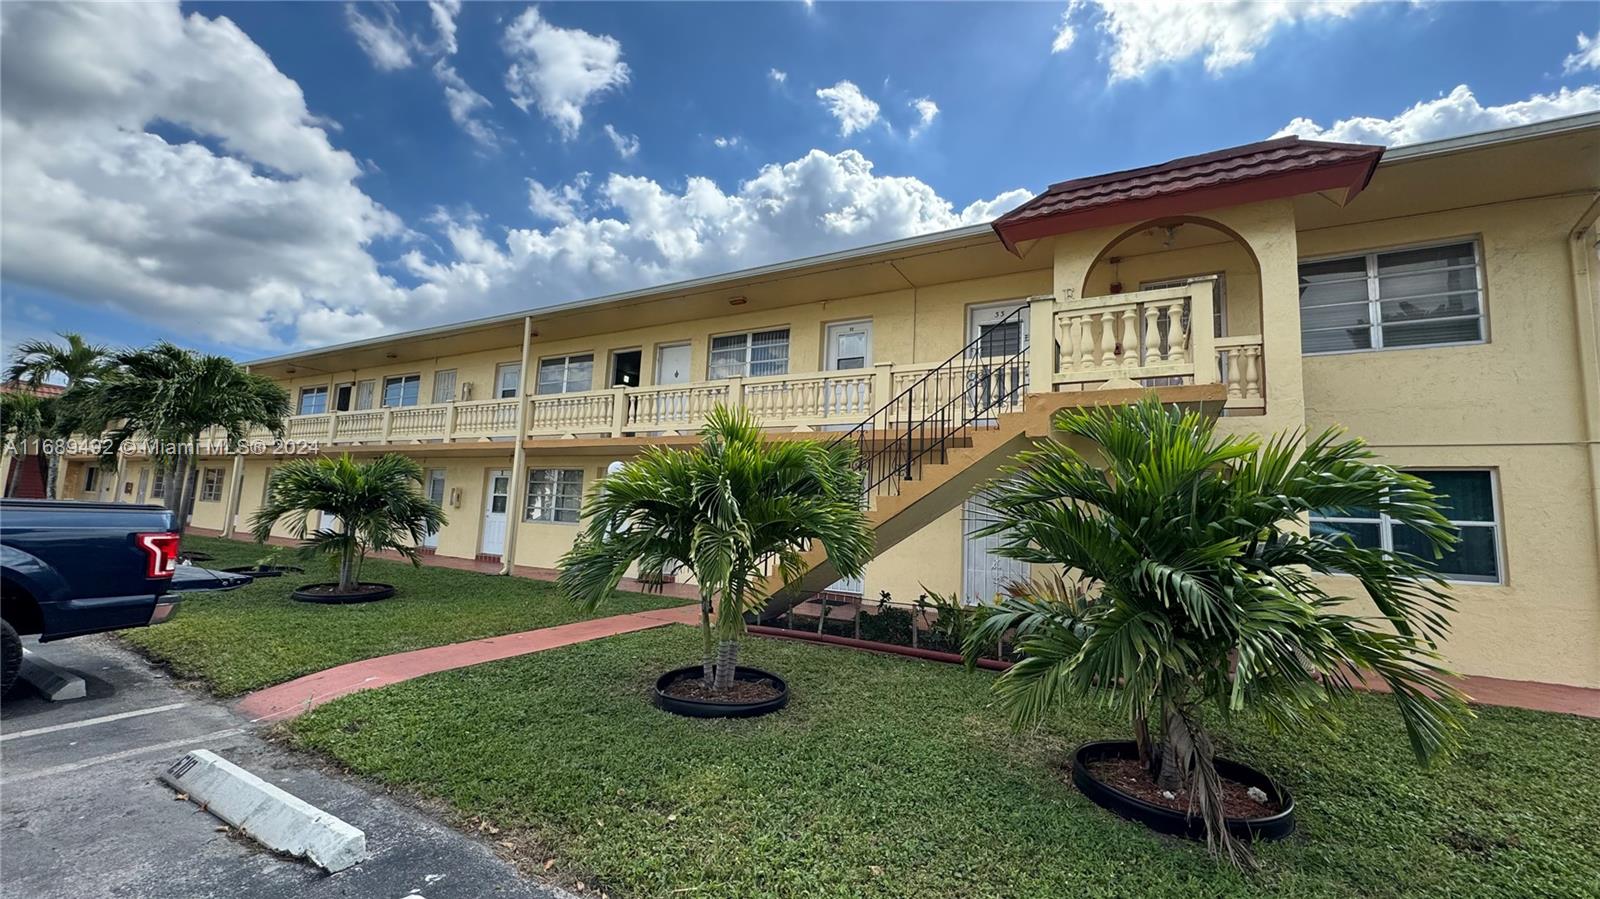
<box><xmin>831</xmin><ymin>303</ymin><xmax>1031</xmax><ymax>500</ymax></box>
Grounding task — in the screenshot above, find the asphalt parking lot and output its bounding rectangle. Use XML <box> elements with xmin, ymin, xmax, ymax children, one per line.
<box><xmin>1</xmin><ymin>635</ymin><xmax>563</xmax><ymax>899</ymax></box>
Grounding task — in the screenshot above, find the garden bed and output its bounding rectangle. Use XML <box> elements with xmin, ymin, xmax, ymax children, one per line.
<box><xmin>288</xmin><ymin>626</ymin><xmax>1600</xmax><ymax>899</ymax></box>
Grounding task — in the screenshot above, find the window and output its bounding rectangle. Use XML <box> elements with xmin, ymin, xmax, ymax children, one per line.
<box><xmin>536</xmin><ymin>354</ymin><xmax>595</xmax><ymax>395</ymax></box>
<box><xmin>382</xmin><ymin>374</ymin><xmax>421</xmax><ymax>408</ymax></box>
<box><xmin>355</xmin><ymin>380</ymin><xmax>376</xmax><ymax>410</ymax></box>
<box><xmin>495</xmin><ymin>363</ymin><xmax>522</xmax><ymax>398</ymax></box>
<box><xmin>709</xmin><ymin>328</ymin><xmax>790</xmax><ymax>379</ymax></box>
<box><xmin>298</xmin><ymin>385</ymin><xmax>329</xmax><ymax>415</ymax></box>
<box><xmin>525</xmin><ymin>468</ymin><xmax>583</xmax><ymax>523</ymax></box>
<box><xmin>432</xmin><ymin>369</ymin><xmax>457</xmax><ymax>404</ymax></box>
<box><xmin>199</xmin><ymin>467</ymin><xmax>225</xmax><ymax>502</ymax></box>
<box><xmin>152</xmin><ymin>469</ymin><xmax>167</xmax><ymax>500</ymax></box>
<box><xmin>1299</xmin><ymin>241</ymin><xmax>1484</xmax><ymax>354</ymax></box>
<box><xmin>1310</xmin><ymin>469</ymin><xmax>1501</xmax><ymax>583</ymax></box>
<box><xmin>84</xmin><ymin>467</ymin><xmax>99</xmax><ymax>492</ymax></box>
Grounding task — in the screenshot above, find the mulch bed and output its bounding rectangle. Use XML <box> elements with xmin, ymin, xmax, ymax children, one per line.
<box><xmin>298</xmin><ymin>583</ymin><xmax>390</xmax><ymax>597</ymax></box>
<box><xmin>1088</xmin><ymin>758</ymin><xmax>1280</xmax><ymax>818</ymax></box>
<box><xmin>661</xmin><ymin>672</ymin><xmax>783</xmax><ymax>704</ymax></box>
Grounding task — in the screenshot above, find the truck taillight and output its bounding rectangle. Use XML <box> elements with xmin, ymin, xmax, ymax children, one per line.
<box><xmin>136</xmin><ymin>532</ymin><xmax>181</xmax><ymax>579</ymax></box>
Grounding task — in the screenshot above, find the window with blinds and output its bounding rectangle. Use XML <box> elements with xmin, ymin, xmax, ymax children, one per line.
<box><xmin>431</xmin><ymin>369</ymin><xmax>457</xmax><ymax>404</ymax></box>
<box><xmin>1299</xmin><ymin>241</ymin><xmax>1485</xmax><ymax>354</ymax></box>
<box><xmin>709</xmin><ymin>328</ymin><xmax>790</xmax><ymax>379</ymax></box>
<box><xmin>525</xmin><ymin>468</ymin><xmax>583</xmax><ymax>523</ymax></box>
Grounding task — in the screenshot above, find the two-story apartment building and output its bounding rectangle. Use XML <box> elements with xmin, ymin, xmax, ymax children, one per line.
<box><xmin>71</xmin><ymin>114</ymin><xmax>1600</xmax><ymax>690</ymax></box>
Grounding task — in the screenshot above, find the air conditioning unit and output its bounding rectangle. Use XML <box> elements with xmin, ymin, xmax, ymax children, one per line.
<box><xmin>459</xmin><ymin>381</ymin><xmax>475</xmax><ymax>401</ymax></box>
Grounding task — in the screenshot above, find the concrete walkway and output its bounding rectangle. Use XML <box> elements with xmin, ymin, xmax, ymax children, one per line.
<box><xmin>235</xmin><ymin>605</ymin><xmax>699</xmax><ymax>723</ymax></box>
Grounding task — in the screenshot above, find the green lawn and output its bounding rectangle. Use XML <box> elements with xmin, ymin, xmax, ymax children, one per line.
<box><xmin>119</xmin><ymin>536</ymin><xmax>685</xmax><ymax>696</ymax></box>
<box><xmin>289</xmin><ymin>626</ymin><xmax>1600</xmax><ymax>899</ymax></box>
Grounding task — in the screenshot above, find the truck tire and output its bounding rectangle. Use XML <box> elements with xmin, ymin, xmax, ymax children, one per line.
<box><xmin>1</xmin><ymin>619</ymin><xmax>21</xmax><ymax>698</ymax></box>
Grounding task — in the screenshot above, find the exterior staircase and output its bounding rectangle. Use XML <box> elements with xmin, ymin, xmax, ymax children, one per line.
<box><xmin>756</xmin><ymin>301</ymin><xmax>1226</xmax><ymax>620</ymax></box>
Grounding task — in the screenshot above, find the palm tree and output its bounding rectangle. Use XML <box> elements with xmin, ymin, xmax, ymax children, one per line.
<box><xmin>0</xmin><ymin>391</ymin><xmax>53</xmax><ymax>496</ymax></box>
<box><xmin>5</xmin><ymin>332</ymin><xmax>110</xmax><ymax>498</ymax></box>
<box><xmin>65</xmin><ymin>342</ymin><xmax>290</xmax><ymax>531</ymax></box>
<box><xmin>963</xmin><ymin>396</ymin><xmax>1470</xmax><ymax>864</ymax></box>
<box><xmin>250</xmin><ymin>454</ymin><xmax>447</xmax><ymax>593</ymax></box>
<box><xmin>559</xmin><ymin>405</ymin><xmax>874</xmax><ymax>692</ymax></box>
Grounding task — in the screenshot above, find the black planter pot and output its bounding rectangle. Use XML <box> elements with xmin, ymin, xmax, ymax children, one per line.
<box><xmin>291</xmin><ymin>582</ymin><xmax>396</xmax><ymax>605</ymax></box>
<box><xmin>1071</xmin><ymin>741</ymin><xmax>1295</xmax><ymax>842</ymax></box>
<box><xmin>223</xmin><ymin>565</ymin><xmax>304</xmax><ymax>578</ymax></box>
<box><xmin>653</xmin><ymin>665</ymin><xmax>789</xmax><ymax>719</ymax></box>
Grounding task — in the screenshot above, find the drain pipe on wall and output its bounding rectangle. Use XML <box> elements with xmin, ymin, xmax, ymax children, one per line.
<box><xmin>1569</xmin><ymin>199</ymin><xmax>1600</xmax><ymax>560</ymax></box>
<box><xmin>501</xmin><ymin>315</ymin><xmax>535</xmax><ymax>576</ymax></box>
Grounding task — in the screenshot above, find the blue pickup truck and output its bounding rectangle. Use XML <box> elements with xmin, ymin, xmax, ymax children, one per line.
<box><xmin>0</xmin><ymin>499</ymin><xmax>192</xmax><ymax>696</ymax></box>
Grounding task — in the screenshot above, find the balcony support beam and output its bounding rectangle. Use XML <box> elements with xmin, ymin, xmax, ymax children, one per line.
<box><xmin>500</xmin><ymin>315</ymin><xmax>535</xmax><ymax>576</ymax></box>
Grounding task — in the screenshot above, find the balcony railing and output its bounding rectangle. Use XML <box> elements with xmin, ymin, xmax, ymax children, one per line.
<box><xmin>1049</xmin><ymin>281</ymin><xmax>1266</xmax><ymax>410</ymax></box>
<box><xmin>176</xmin><ymin>292</ymin><xmax>1269</xmax><ymax>454</ymax></box>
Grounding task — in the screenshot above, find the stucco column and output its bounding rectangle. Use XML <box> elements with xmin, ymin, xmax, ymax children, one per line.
<box><xmin>220</xmin><ymin>452</ymin><xmax>247</xmax><ymax>537</ymax></box>
<box><xmin>1027</xmin><ymin>294</ymin><xmax>1057</xmax><ymax>393</ymax></box>
<box><xmin>500</xmin><ymin>315</ymin><xmax>535</xmax><ymax>575</ymax></box>
<box><xmin>0</xmin><ymin>443</ymin><xmax>15</xmax><ymax>498</ymax></box>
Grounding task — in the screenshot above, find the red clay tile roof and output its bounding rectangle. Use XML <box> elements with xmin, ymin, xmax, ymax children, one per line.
<box><xmin>992</xmin><ymin>136</ymin><xmax>1383</xmax><ymax>251</ymax></box>
<box><xmin>0</xmin><ymin>379</ymin><xmax>66</xmax><ymax>397</ymax></box>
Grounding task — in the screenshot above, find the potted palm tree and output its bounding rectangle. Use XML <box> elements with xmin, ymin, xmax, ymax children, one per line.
<box><xmin>559</xmin><ymin>405</ymin><xmax>873</xmax><ymax>718</ymax></box>
<box><xmin>251</xmin><ymin>454</ymin><xmax>446</xmax><ymax>603</ymax></box>
<box><xmin>963</xmin><ymin>396</ymin><xmax>1470</xmax><ymax>865</ymax></box>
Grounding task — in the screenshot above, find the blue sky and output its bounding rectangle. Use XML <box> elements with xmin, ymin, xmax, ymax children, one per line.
<box><xmin>2</xmin><ymin>1</ymin><xmax>1597</xmax><ymax>362</ymax></box>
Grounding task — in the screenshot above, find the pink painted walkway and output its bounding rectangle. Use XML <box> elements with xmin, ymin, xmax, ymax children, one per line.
<box><xmin>235</xmin><ymin>605</ymin><xmax>699</xmax><ymax>723</ymax></box>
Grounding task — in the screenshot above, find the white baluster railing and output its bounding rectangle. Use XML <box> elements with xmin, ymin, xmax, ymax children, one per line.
<box><xmin>623</xmin><ymin>381</ymin><xmax>731</xmax><ymax>431</ymax></box>
<box><xmin>527</xmin><ymin>390</ymin><xmax>617</xmax><ymax>436</ymax></box>
<box><xmin>1215</xmin><ymin>336</ymin><xmax>1266</xmax><ymax>410</ymax></box>
<box><xmin>450</xmin><ymin>398</ymin><xmax>522</xmax><ymax>439</ymax></box>
<box><xmin>390</xmin><ymin>405</ymin><xmax>448</xmax><ymax>439</ymax></box>
<box><xmin>1052</xmin><ymin>280</ymin><xmax>1216</xmax><ymax>389</ymax></box>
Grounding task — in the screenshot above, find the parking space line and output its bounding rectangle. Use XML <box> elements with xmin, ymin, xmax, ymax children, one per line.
<box><xmin>1</xmin><ymin>727</ymin><xmax>245</xmax><ymax>786</ymax></box>
<box><xmin>0</xmin><ymin>702</ymin><xmax>190</xmax><ymax>743</ymax></box>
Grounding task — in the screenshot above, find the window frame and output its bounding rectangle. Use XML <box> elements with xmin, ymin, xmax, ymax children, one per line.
<box><xmin>84</xmin><ymin>466</ymin><xmax>99</xmax><ymax>492</ymax></box>
<box><xmin>494</xmin><ymin>362</ymin><xmax>523</xmax><ymax>399</ymax></box>
<box><xmin>524</xmin><ymin>467</ymin><xmax>584</xmax><ymax>524</ymax></box>
<box><xmin>707</xmin><ymin>326</ymin><xmax>792</xmax><ymax>379</ymax></box>
<box><xmin>1299</xmin><ymin>237</ymin><xmax>1488</xmax><ymax>356</ymax></box>
<box><xmin>297</xmin><ymin>385</ymin><xmax>330</xmax><ymax>415</ymax></box>
<box><xmin>381</xmin><ymin>373</ymin><xmax>422</xmax><ymax>408</ymax></box>
<box><xmin>535</xmin><ymin>353</ymin><xmax>597</xmax><ymax>396</ymax></box>
<box><xmin>431</xmin><ymin>369</ymin><xmax>457</xmax><ymax>404</ymax></box>
<box><xmin>1310</xmin><ymin>467</ymin><xmax>1505</xmax><ymax>585</ymax></box>
<box><xmin>199</xmin><ymin>467</ymin><xmax>226</xmax><ymax>503</ymax></box>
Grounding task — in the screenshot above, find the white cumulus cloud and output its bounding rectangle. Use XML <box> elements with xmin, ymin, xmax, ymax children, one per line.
<box><xmin>816</xmin><ymin>80</ymin><xmax>880</xmax><ymax>136</ymax></box>
<box><xmin>427</xmin><ymin>0</ymin><xmax>460</xmax><ymax>55</ymax></box>
<box><xmin>603</xmin><ymin>123</ymin><xmax>640</xmax><ymax>159</ymax></box>
<box><xmin>769</xmin><ymin>68</ymin><xmax>788</xmax><ymax>84</ymax></box>
<box><xmin>345</xmin><ymin>1</ymin><xmax>415</xmax><ymax>72</ymax></box>
<box><xmin>1274</xmin><ymin>84</ymin><xmax>1600</xmax><ymax>146</ymax></box>
<box><xmin>404</xmin><ymin>150</ymin><xmax>1032</xmax><ymax>326</ymax></box>
<box><xmin>502</xmin><ymin>6</ymin><xmax>629</xmax><ymax>140</ymax></box>
<box><xmin>1062</xmin><ymin>0</ymin><xmax>1380</xmax><ymax>82</ymax></box>
<box><xmin>1565</xmin><ymin>30</ymin><xmax>1600</xmax><ymax>75</ymax></box>
<box><xmin>434</xmin><ymin>61</ymin><xmax>497</xmax><ymax>148</ymax></box>
<box><xmin>713</xmin><ymin>135</ymin><xmax>741</xmax><ymax>148</ymax></box>
<box><xmin>0</xmin><ymin>2</ymin><xmax>408</xmax><ymax>349</ymax></box>
<box><xmin>910</xmin><ymin>97</ymin><xmax>939</xmax><ymax>137</ymax></box>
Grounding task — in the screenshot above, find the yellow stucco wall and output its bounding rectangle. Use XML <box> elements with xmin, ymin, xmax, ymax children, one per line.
<box><xmin>1299</xmin><ymin>194</ymin><xmax>1600</xmax><ymax>688</ymax></box>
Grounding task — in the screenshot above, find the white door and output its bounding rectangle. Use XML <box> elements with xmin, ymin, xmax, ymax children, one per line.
<box><xmin>966</xmin><ymin>301</ymin><xmax>1030</xmax><ymax>418</ymax></box>
<box><xmin>494</xmin><ymin>363</ymin><xmax>522</xmax><ymax>399</ymax></box>
<box><xmin>479</xmin><ymin>469</ymin><xmax>510</xmax><ymax>556</ymax></box>
<box><xmin>967</xmin><ymin>301</ymin><xmax>1029</xmax><ymax>356</ymax></box>
<box><xmin>823</xmin><ymin>319</ymin><xmax>873</xmax><ymax>423</ymax></box>
<box><xmin>423</xmin><ymin>468</ymin><xmax>446</xmax><ymax>549</ymax></box>
<box><xmin>962</xmin><ymin>497</ymin><xmax>1027</xmax><ymax>606</ymax></box>
<box><xmin>135</xmin><ymin>468</ymin><xmax>149</xmax><ymax>503</ymax></box>
<box><xmin>652</xmin><ymin>343</ymin><xmax>693</xmax><ymax>425</ymax></box>
<box><xmin>654</xmin><ymin>343</ymin><xmax>691</xmax><ymax>385</ymax></box>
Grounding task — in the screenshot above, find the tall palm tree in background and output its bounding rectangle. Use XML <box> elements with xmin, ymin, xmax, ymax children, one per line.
<box><xmin>66</xmin><ymin>342</ymin><xmax>290</xmax><ymax>531</ymax></box>
<box><xmin>964</xmin><ymin>397</ymin><xmax>1470</xmax><ymax>865</ymax></box>
<box><xmin>5</xmin><ymin>332</ymin><xmax>110</xmax><ymax>498</ymax></box>
<box><xmin>560</xmin><ymin>405</ymin><xmax>874</xmax><ymax>691</ymax></box>
<box><xmin>0</xmin><ymin>391</ymin><xmax>53</xmax><ymax>497</ymax></box>
<box><xmin>250</xmin><ymin>454</ymin><xmax>447</xmax><ymax>593</ymax></box>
